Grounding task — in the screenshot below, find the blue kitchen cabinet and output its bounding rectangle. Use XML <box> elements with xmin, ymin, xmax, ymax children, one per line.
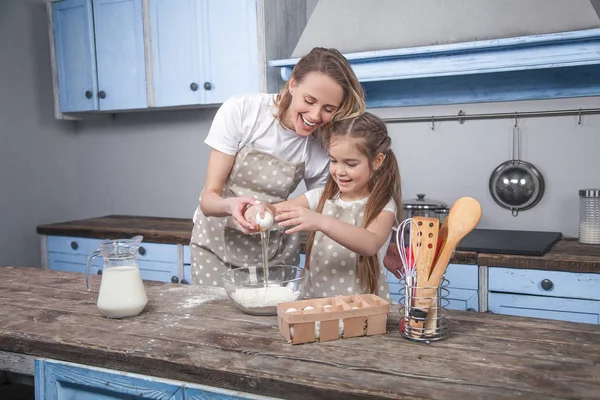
<box><xmin>488</xmin><ymin>267</ymin><xmax>600</xmax><ymax>324</ymax></box>
<box><xmin>203</xmin><ymin>0</ymin><xmax>259</xmax><ymax>105</ymax></box>
<box><xmin>51</xmin><ymin>0</ymin><xmax>98</xmax><ymax>112</ymax></box>
<box><xmin>387</xmin><ymin>263</ymin><xmax>479</xmax><ymax>311</ymax></box>
<box><xmin>51</xmin><ymin>0</ymin><xmax>147</xmax><ymax>113</ymax></box>
<box><xmin>92</xmin><ymin>0</ymin><xmax>148</xmax><ymax>111</ymax></box>
<box><xmin>149</xmin><ymin>0</ymin><xmax>259</xmax><ymax>107</ymax></box>
<box><xmin>45</xmin><ymin>236</ymin><xmax>179</xmax><ymax>283</ymax></box>
<box><xmin>149</xmin><ymin>0</ymin><xmax>205</xmax><ymax>107</ymax></box>
<box><xmin>35</xmin><ymin>359</ymin><xmax>279</xmax><ymax>399</ymax></box>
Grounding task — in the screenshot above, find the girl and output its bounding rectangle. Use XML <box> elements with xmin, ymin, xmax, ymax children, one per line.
<box><xmin>246</xmin><ymin>112</ymin><xmax>402</xmax><ymax>299</ymax></box>
<box><xmin>190</xmin><ymin>47</ymin><xmax>365</xmax><ymax>286</ymax></box>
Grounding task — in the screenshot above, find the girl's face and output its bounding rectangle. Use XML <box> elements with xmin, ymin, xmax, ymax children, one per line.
<box><xmin>284</xmin><ymin>72</ymin><xmax>344</xmax><ymax>137</ymax></box>
<box><xmin>328</xmin><ymin>136</ymin><xmax>380</xmax><ymax>201</ymax></box>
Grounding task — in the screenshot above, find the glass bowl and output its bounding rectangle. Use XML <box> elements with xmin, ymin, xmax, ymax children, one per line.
<box><xmin>221</xmin><ymin>265</ymin><xmax>308</xmax><ymax>316</ymax></box>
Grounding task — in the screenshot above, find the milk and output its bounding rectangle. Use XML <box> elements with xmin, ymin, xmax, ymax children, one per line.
<box><xmin>97</xmin><ymin>266</ymin><xmax>148</xmax><ymax>318</ymax></box>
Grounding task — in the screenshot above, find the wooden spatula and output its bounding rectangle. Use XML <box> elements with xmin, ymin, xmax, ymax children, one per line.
<box><xmin>411</xmin><ymin>197</ymin><xmax>482</xmax><ymax>334</ymax></box>
<box><xmin>407</xmin><ymin>217</ymin><xmax>439</xmax><ymax>336</ymax></box>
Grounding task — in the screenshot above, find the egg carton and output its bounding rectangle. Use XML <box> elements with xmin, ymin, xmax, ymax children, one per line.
<box><xmin>277</xmin><ymin>294</ymin><xmax>390</xmax><ymax>345</ymax></box>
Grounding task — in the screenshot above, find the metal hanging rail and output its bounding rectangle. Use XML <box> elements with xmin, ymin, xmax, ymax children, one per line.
<box><xmin>381</xmin><ymin>107</ymin><xmax>600</xmax><ymax>125</ymax></box>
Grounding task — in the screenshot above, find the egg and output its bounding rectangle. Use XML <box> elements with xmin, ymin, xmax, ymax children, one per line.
<box><xmin>285</xmin><ymin>307</ymin><xmax>298</xmax><ymax>313</ymax></box>
<box><xmin>303</xmin><ymin>305</ymin><xmax>315</xmax><ymax>311</ymax></box>
<box><xmin>255</xmin><ymin>211</ymin><xmax>274</xmax><ymax>231</ymax></box>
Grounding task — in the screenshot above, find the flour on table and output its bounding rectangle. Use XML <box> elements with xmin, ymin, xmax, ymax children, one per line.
<box><xmin>231</xmin><ymin>286</ymin><xmax>299</xmax><ymax>308</ymax></box>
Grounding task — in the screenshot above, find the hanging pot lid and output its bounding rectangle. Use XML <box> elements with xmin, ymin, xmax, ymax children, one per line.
<box><xmin>402</xmin><ymin>193</ymin><xmax>447</xmax><ymax>210</ymax></box>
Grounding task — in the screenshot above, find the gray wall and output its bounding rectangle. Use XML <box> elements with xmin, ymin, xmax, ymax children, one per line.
<box><xmin>1</xmin><ymin>0</ymin><xmax>599</xmax><ymax>268</ymax></box>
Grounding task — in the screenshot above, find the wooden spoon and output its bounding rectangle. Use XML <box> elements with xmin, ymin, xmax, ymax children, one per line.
<box><xmin>411</xmin><ymin>197</ymin><xmax>482</xmax><ymax>331</ymax></box>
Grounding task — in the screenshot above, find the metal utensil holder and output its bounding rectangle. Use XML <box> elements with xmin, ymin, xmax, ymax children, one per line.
<box><xmin>399</xmin><ymin>276</ymin><xmax>450</xmax><ymax>342</ymax></box>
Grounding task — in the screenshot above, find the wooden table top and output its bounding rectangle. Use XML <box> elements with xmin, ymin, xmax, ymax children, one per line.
<box><xmin>1</xmin><ymin>266</ymin><xmax>599</xmax><ymax>400</ymax></box>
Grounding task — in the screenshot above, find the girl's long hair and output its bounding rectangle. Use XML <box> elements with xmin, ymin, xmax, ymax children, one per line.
<box><xmin>273</xmin><ymin>47</ymin><xmax>365</xmax><ymax>130</ymax></box>
<box><xmin>305</xmin><ymin>113</ymin><xmax>402</xmax><ymax>295</ymax></box>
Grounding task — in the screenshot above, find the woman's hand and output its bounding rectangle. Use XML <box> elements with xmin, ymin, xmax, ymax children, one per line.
<box><xmin>275</xmin><ymin>206</ymin><xmax>323</xmax><ymax>234</ymax></box>
<box><xmin>227</xmin><ymin>197</ymin><xmax>260</xmax><ymax>234</ymax></box>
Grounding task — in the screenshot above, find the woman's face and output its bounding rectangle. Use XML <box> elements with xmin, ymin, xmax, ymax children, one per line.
<box><xmin>284</xmin><ymin>72</ymin><xmax>344</xmax><ymax>137</ymax></box>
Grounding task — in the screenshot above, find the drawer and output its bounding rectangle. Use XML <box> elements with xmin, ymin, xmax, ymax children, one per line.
<box><xmin>386</xmin><ymin>264</ymin><xmax>478</xmax><ymax>290</ymax></box>
<box><xmin>136</xmin><ymin>242</ymin><xmax>178</xmax><ymax>264</ymax></box>
<box><xmin>489</xmin><ymin>267</ymin><xmax>600</xmax><ymax>301</ymax></box>
<box><xmin>46</xmin><ymin>236</ymin><xmax>178</xmax><ymax>264</ymax></box>
<box><xmin>489</xmin><ymin>292</ymin><xmax>600</xmax><ymax>324</ymax></box>
<box><xmin>445</xmin><ymin>264</ymin><xmax>478</xmax><ymax>290</ymax></box>
<box><xmin>47</xmin><ymin>236</ymin><xmax>104</xmax><ymax>256</ymax></box>
<box><xmin>138</xmin><ymin>261</ymin><xmax>179</xmax><ymax>283</ymax></box>
<box><xmin>48</xmin><ymin>253</ymin><xmax>102</xmax><ymax>275</ymax></box>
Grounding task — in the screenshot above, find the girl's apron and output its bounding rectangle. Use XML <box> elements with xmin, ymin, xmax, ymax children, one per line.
<box><xmin>307</xmin><ymin>199</ymin><xmax>390</xmax><ymax>300</ymax></box>
<box><xmin>190</xmin><ymin>122</ymin><xmax>308</xmax><ymax>286</ymax></box>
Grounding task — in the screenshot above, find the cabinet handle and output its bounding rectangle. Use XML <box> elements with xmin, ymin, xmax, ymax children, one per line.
<box><xmin>138</xmin><ymin>246</ymin><xmax>146</xmax><ymax>256</ymax></box>
<box><xmin>541</xmin><ymin>279</ymin><xmax>554</xmax><ymax>291</ymax></box>
<box><xmin>190</xmin><ymin>82</ymin><xmax>198</xmax><ymax>91</ymax></box>
<box><xmin>203</xmin><ymin>82</ymin><xmax>212</xmax><ymax>91</ymax></box>
<box><xmin>70</xmin><ymin>241</ymin><xmax>78</xmax><ymax>250</ymax></box>
<box><xmin>98</xmin><ymin>91</ymin><xmax>106</xmax><ymax>99</ymax></box>
<box><xmin>181</xmin><ymin>279</ymin><xmax>189</xmax><ymax>284</ymax></box>
<box><xmin>85</xmin><ymin>90</ymin><xmax>92</xmax><ymax>99</ymax></box>
<box><xmin>171</xmin><ymin>276</ymin><xmax>179</xmax><ymax>283</ymax></box>
<box><xmin>97</xmin><ymin>270</ymin><xmax>103</xmax><ymax>275</ymax></box>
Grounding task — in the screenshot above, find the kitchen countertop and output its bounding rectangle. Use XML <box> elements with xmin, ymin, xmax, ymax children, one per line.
<box><xmin>37</xmin><ymin>215</ymin><xmax>600</xmax><ymax>272</ymax></box>
<box><xmin>1</xmin><ymin>266</ymin><xmax>599</xmax><ymax>400</ymax></box>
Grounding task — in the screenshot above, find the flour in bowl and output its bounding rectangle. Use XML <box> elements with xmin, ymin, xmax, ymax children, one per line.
<box><xmin>230</xmin><ymin>286</ymin><xmax>300</xmax><ymax>308</ymax></box>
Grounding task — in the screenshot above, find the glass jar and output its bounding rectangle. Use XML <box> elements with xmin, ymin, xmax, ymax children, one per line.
<box><xmin>579</xmin><ymin>189</ymin><xmax>600</xmax><ymax>245</ymax></box>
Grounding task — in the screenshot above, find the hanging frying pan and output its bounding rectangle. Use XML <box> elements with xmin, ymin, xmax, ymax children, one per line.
<box><xmin>489</xmin><ymin>115</ymin><xmax>545</xmax><ymax>217</ymax></box>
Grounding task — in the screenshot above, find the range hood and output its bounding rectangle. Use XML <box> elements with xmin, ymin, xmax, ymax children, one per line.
<box><xmin>269</xmin><ymin>0</ymin><xmax>600</xmax><ymax>108</ymax></box>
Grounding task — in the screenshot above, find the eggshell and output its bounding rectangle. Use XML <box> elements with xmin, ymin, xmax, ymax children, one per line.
<box><xmin>255</xmin><ymin>211</ymin><xmax>274</xmax><ymax>231</ymax></box>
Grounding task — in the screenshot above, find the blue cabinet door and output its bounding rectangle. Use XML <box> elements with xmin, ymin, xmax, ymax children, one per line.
<box><xmin>52</xmin><ymin>0</ymin><xmax>98</xmax><ymax>112</ymax></box>
<box><xmin>489</xmin><ymin>293</ymin><xmax>600</xmax><ymax>324</ymax></box>
<box><xmin>203</xmin><ymin>0</ymin><xmax>259</xmax><ymax>104</ymax></box>
<box><xmin>92</xmin><ymin>0</ymin><xmax>147</xmax><ymax>110</ymax></box>
<box><xmin>149</xmin><ymin>0</ymin><xmax>205</xmax><ymax>107</ymax></box>
<box><xmin>36</xmin><ymin>359</ymin><xmax>183</xmax><ymax>399</ymax></box>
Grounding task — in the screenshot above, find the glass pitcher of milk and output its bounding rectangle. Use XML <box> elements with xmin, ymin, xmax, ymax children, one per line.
<box><xmin>86</xmin><ymin>235</ymin><xmax>148</xmax><ymax>318</ymax></box>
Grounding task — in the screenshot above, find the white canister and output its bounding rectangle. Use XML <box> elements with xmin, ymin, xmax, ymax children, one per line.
<box><xmin>579</xmin><ymin>189</ymin><xmax>600</xmax><ymax>245</ymax></box>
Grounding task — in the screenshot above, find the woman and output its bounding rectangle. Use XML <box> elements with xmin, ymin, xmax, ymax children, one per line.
<box><xmin>190</xmin><ymin>47</ymin><xmax>366</xmax><ymax>286</ymax></box>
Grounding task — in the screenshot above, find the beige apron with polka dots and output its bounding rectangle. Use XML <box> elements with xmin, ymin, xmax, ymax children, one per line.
<box><xmin>190</xmin><ymin>140</ymin><xmax>308</xmax><ymax>286</ymax></box>
<box><xmin>307</xmin><ymin>199</ymin><xmax>390</xmax><ymax>300</ymax></box>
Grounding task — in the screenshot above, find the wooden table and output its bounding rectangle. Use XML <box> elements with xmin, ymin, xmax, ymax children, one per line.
<box><xmin>1</xmin><ymin>266</ymin><xmax>599</xmax><ymax>399</ymax></box>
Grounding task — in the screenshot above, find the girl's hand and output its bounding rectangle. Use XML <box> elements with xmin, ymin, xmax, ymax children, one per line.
<box><xmin>228</xmin><ymin>197</ymin><xmax>259</xmax><ymax>234</ymax></box>
<box><xmin>275</xmin><ymin>206</ymin><xmax>323</xmax><ymax>234</ymax></box>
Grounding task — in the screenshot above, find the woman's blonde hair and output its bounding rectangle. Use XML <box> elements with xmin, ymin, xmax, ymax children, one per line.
<box><xmin>305</xmin><ymin>113</ymin><xmax>402</xmax><ymax>295</ymax></box>
<box><xmin>274</xmin><ymin>47</ymin><xmax>365</xmax><ymax>130</ymax></box>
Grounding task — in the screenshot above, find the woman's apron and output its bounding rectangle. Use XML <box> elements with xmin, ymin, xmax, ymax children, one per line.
<box><xmin>190</xmin><ymin>127</ymin><xmax>308</xmax><ymax>286</ymax></box>
<box><xmin>307</xmin><ymin>199</ymin><xmax>390</xmax><ymax>300</ymax></box>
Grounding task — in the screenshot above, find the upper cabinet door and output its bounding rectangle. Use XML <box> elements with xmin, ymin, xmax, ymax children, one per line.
<box><xmin>203</xmin><ymin>0</ymin><xmax>259</xmax><ymax>105</ymax></box>
<box><xmin>92</xmin><ymin>0</ymin><xmax>147</xmax><ymax>111</ymax></box>
<box><xmin>52</xmin><ymin>0</ymin><xmax>98</xmax><ymax>112</ymax></box>
<box><xmin>149</xmin><ymin>0</ymin><xmax>205</xmax><ymax>107</ymax></box>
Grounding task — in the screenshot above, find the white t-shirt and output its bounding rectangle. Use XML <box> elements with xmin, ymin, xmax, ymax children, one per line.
<box><xmin>204</xmin><ymin>93</ymin><xmax>329</xmax><ymax>190</ymax></box>
<box><xmin>304</xmin><ymin>186</ymin><xmax>396</xmax><ymax>275</ymax></box>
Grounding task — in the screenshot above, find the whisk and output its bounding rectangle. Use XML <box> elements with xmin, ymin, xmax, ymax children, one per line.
<box><xmin>395</xmin><ymin>218</ymin><xmax>420</xmax><ymax>286</ymax></box>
